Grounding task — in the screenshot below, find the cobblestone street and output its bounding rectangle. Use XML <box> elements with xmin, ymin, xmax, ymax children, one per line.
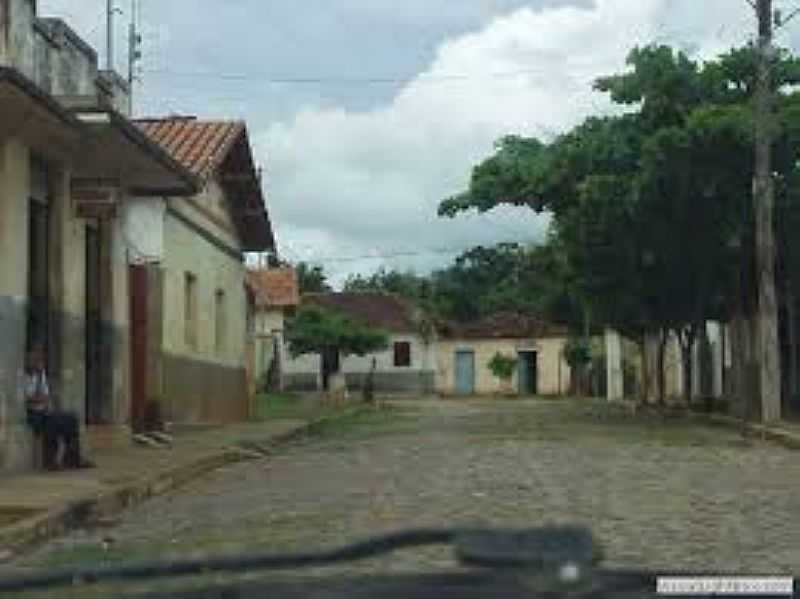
<box><xmin>10</xmin><ymin>399</ymin><xmax>800</xmax><ymax>583</ymax></box>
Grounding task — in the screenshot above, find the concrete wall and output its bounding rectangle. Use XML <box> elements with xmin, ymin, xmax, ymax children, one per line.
<box><xmin>1</xmin><ymin>1</ymin><xmax>129</xmax><ymax>112</ymax></box>
<box><xmin>252</xmin><ymin>308</ymin><xmax>284</xmax><ymax>388</ymax></box>
<box><xmin>436</xmin><ymin>337</ymin><xmax>572</xmax><ymax>397</ymax></box>
<box><xmin>282</xmin><ymin>333</ymin><xmax>436</xmax><ymax>394</ymax></box>
<box><xmin>160</xmin><ymin>180</ymin><xmax>249</xmax><ymax>423</ymax></box>
<box><xmin>121</xmin><ymin>198</ymin><xmax>166</xmax><ymax>263</ymax></box>
<box><xmin>0</xmin><ymin>137</ymin><xmax>33</xmax><ymax>471</ymax></box>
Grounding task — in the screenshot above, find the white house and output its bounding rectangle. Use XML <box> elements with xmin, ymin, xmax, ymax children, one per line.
<box><xmin>282</xmin><ymin>293</ymin><xmax>436</xmax><ymax>394</ymax></box>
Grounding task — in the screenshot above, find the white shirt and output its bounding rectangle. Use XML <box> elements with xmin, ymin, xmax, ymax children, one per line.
<box><xmin>24</xmin><ymin>371</ymin><xmax>51</xmax><ymax>410</ymax></box>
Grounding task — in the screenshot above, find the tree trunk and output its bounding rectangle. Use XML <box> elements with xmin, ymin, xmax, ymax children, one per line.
<box><xmin>754</xmin><ymin>0</ymin><xmax>782</xmax><ymax>423</ymax></box>
<box><xmin>657</xmin><ymin>329</ymin><xmax>668</xmax><ymax>407</ymax></box>
<box><xmin>638</xmin><ymin>335</ymin><xmax>649</xmax><ymax>405</ymax></box>
<box><xmin>787</xmin><ymin>283</ymin><xmax>798</xmax><ymax>411</ymax></box>
<box><xmin>678</xmin><ymin>327</ymin><xmax>698</xmax><ymax>408</ymax></box>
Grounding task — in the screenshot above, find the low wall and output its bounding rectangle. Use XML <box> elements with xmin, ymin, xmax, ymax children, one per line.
<box><xmin>162</xmin><ymin>353</ymin><xmax>248</xmax><ymax>423</ymax></box>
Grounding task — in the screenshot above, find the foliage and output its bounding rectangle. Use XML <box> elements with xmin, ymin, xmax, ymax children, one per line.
<box><xmin>563</xmin><ymin>337</ymin><xmax>592</xmax><ymax>369</ymax></box>
<box><xmin>285</xmin><ymin>305</ymin><xmax>389</xmax><ymax>359</ymax></box>
<box><xmin>488</xmin><ymin>352</ymin><xmax>517</xmax><ymax>382</ymax></box>
<box><xmin>344</xmin><ymin>244</ymin><xmax>581</xmax><ymax>328</ymax></box>
<box><xmin>437</xmin><ymin>42</ymin><xmax>800</xmax><ymax>402</ymax></box>
<box><xmin>295</xmin><ymin>262</ymin><xmax>332</xmax><ymax>294</ymax></box>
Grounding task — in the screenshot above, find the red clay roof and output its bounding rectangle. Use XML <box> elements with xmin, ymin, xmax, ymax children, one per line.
<box><xmin>135</xmin><ymin>117</ymin><xmax>244</xmax><ymax>181</ymax></box>
<box><xmin>439</xmin><ymin>312</ymin><xmax>569</xmax><ymax>340</ymax></box>
<box><xmin>247</xmin><ymin>269</ymin><xmax>300</xmax><ymax>309</ymax></box>
<box><xmin>302</xmin><ymin>293</ymin><xmax>418</xmax><ymax>333</ymax></box>
<box><xmin>135</xmin><ymin>116</ymin><xmax>274</xmax><ymax>252</ymax></box>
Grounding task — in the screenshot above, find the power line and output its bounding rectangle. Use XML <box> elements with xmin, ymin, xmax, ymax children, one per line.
<box><xmin>280</xmin><ymin>239</ymin><xmax>534</xmax><ymax>265</ymax></box>
<box><xmin>139</xmin><ymin>67</ymin><xmax>586</xmax><ymax>86</ymax></box>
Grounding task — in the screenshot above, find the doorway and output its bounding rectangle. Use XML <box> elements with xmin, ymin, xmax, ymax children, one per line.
<box><xmin>518</xmin><ymin>351</ymin><xmax>538</xmax><ymax>396</ymax></box>
<box><xmin>27</xmin><ymin>199</ymin><xmax>50</xmax><ymax>360</ymax></box>
<box><xmin>455</xmin><ymin>350</ymin><xmax>475</xmax><ymax>395</ymax></box>
<box><xmin>85</xmin><ymin>224</ymin><xmax>112</xmax><ymax>425</ymax></box>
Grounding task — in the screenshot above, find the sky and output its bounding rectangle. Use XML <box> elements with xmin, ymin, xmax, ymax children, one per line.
<box><xmin>37</xmin><ymin>0</ymin><xmax>795</xmax><ymax>287</ymax></box>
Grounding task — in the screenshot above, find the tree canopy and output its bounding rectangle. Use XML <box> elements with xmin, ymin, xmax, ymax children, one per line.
<box><xmin>295</xmin><ymin>262</ymin><xmax>332</xmax><ymax>294</ymax></box>
<box><xmin>285</xmin><ymin>305</ymin><xmax>389</xmax><ymax>360</ymax></box>
<box><xmin>437</xmin><ymin>43</ymin><xmax>800</xmax><ymax>403</ymax></box>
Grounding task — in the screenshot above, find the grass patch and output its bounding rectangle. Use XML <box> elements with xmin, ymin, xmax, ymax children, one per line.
<box><xmin>253</xmin><ymin>393</ymin><xmax>336</xmax><ymax>422</ymax></box>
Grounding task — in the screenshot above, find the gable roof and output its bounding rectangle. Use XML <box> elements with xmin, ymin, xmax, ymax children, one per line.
<box><xmin>438</xmin><ymin>312</ymin><xmax>569</xmax><ymax>340</ymax></box>
<box><xmin>135</xmin><ymin>118</ymin><xmax>245</xmax><ymax>181</ymax></box>
<box><xmin>247</xmin><ymin>268</ymin><xmax>300</xmax><ymax>309</ymax></box>
<box><xmin>135</xmin><ymin>116</ymin><xmax>274</xmax><ymax>251</ymax></box>
<box><xmin>302</xmin><ymin>293</ymin><xmax>419</xmax><ymax>334</ymax></box>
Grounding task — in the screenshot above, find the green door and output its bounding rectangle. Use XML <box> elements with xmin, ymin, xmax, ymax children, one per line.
<box><xmin>518</xmin><ymin>352</ymin><xmax>538</xmax><ymax>395</ymax></box>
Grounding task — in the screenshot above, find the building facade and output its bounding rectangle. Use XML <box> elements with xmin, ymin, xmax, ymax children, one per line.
<box><xmin>0</xmin><ymin>1</ymin><xmax>196</xmax><ymax>471</ymax></box>
<box><xmin>131</xmin><ymin>118</ymin><xmax>274</xmax><ymax>425</ymax></box>
<box><xmin>282</xmin><ymin>293</ymin><xmax>436</xmax><ymax>394</ymax></box>
<box><xmin>246</xmin><ymin>268</ymin><xmax>300</xmax><ymax>393</ymax></box>
<box><xmin>435</xmin><ymin>314</ymin><xmax>572</xmax><ymax>397</ymax></box>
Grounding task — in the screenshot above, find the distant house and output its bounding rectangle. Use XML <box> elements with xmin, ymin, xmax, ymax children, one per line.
<box><xmin>129</xmin><ymin>117</ymin><xmax>275</xmax><ymax>425</ymax></box>
<box><xmin>436</xmin><ymin>313</ymin><xmax>572</xmax><ymax>397</ymax></box>
<box><xmin>246</xmin><ymin>268</ymin><xmax>300</xmax><ymax>392</ymax></box>
<box><xmin>282</xmin><ymin>293</ymin><xmax>436</xmax><ymax>394</ymax></box>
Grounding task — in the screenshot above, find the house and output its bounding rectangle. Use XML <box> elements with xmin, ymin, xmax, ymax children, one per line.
<box><xmin>281</xmin><ymin>293</ymin><xmax>436</xmax><ymax>394</ymax></box>
<box><xmin>128</xmin><ymin>117</ymin><xmax>276</xmax><ymax>425</ymax></box>
<box><xmin>435</xmin><ymin>313</ymin><xmax>572</xmax><ymax>396</ymax></box>
<box><xmin>0</xmin><ymin>2</ymin><xmax>198</xmax><ymax>470</ymax></box>
<box><xmin>246</xmin><ymin>268</ymin><xmax>300</xmax><ymax>392</ymax></box>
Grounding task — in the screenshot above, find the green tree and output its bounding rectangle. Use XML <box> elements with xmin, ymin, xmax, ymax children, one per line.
<box><xmin>285</xmin><ymin>305</ymin><xmax>389</xmax><ymax>390</ymax></box>
<box><xmin>296</xmin><ymin>262</ymin><xmax>332</xmax><ymax>294</ymax></box>
<box><xmin>437</xmin><ymin>44</ymin><xmax>772</xmax><ymax>405</ymax></box>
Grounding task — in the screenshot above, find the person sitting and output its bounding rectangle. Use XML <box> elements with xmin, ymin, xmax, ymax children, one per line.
<box><xmin>24</xmin><ymin>346</ymin><xmax>94</xmax><ymax>470</ymax></box>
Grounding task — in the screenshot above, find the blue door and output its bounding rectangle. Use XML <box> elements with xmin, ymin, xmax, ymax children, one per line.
<box><xmin>455</xmin><ymin>350</ymin><xmax>475</xmax><ymax>395</ymax></box>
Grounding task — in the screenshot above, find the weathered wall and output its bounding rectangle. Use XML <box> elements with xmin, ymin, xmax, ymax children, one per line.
<box><xmin>161</xmin><ymin>182</ymin><xmax>249</xmax><ymax>423</ymax></box>
<box><xmin>0</xmin><ymin>137</ymin><xmax>32</xmax><ymax>471</ymax></box>
<box><xmin>121</xmin><ymin>198</ymin><xmax>166</xmax><ymax>262</ymax></box>
<box><xmin>282</xmin><ymin>333</ymin><xmax>436</xmax><ymax>394</ymax></box>
<box><xmin>436</xmin><ymin>337</ymin><xmax>572</xmax><ymax>397</ymax></box>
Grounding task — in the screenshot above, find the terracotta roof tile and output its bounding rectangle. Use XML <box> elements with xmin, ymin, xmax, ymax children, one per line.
<box><xmin>135</xmin><ymin>117</ymin><xmax>245</xmax><ymax>181</ymax></box>
<box><xmin>302</xmin><ymin>293</ymin><xmax>419</xmax><ymax>333</ymax></box>
<box><xmin>247</xmin><ymin>269</ymin><xmax>300</xmax><ymax>308</ymax></box>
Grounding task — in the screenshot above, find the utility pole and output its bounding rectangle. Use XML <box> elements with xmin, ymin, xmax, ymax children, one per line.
<box><xmin>754</xmin><ymin>0</ymin><xmax>782</xmax><ymax>422</ymax></box>
<box><xmin>128</xmin><ymin>0</ymin><xmax>143</xmax><ymax>115</ymax></box>
<box><xmin>106</xmin><ymin>0</ymin><xmax>115</xmax><ymax>71</ymax></box>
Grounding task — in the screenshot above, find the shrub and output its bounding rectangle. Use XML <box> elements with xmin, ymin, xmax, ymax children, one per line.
<box><xmin>488</xmin><ymin>352</ymin><xmax>517</xmax><ymax>382</ymax></box>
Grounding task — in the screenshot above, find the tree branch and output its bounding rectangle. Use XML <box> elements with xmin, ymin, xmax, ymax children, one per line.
<box><xmin>776</xmin><ymin>6</ymin><xmax>800</xmax><ymax>28</ymax></box>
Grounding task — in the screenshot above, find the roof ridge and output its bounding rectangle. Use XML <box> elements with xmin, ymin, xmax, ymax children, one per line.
<box><xmin>134</xmin><ymin>116</ymin><xmax>245</xmax><ymax>125</ymax></box>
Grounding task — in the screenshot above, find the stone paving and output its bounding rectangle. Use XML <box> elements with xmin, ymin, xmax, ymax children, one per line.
<box><xmin>6</xmin><ymin>399</ymin><xmax>800</xmax><ymax>588</ymax></box>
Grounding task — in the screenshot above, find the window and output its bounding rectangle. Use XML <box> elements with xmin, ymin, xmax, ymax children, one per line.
<box><xmin>394</xmin><ymin>342</ymin><xmax>411</xmax><ymax>367</ymax></box>
<box><xmin>184</xmin><ymin>273</ymin><xmax>197</xmax><ymax>349</ymax></box>
<box><xmin>215</xmin><ymin>289</ymin><xmax>226</xmax><ymax>355</ymax></box>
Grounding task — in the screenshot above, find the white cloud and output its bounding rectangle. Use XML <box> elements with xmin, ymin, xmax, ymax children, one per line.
<box><xmin>258</xmin><ymin>0</ymin><xmax>675</xmax><ymax>284</ymax></box>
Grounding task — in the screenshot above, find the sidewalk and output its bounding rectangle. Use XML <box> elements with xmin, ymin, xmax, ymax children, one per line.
<box><xmin>0</xmin><ymin>418</ymin><xmax>311</xmax><ymax>559</ymax></box>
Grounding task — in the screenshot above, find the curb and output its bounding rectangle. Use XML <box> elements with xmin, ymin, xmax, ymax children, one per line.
<box><xmin>701</xmin><ymin>413</ymin><xmax>800</xmax><ymax>450</ymax></box>
<box><xmin>0</xmin><ymin>421</ymin><xmax>314</xmax><ymax>559</ymax></box>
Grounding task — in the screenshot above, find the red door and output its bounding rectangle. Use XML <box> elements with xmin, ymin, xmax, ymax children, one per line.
<box><xmin>129</xmin><ymin>265</ymin><xmax>148</xmax><ymax>433</ymax></box>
